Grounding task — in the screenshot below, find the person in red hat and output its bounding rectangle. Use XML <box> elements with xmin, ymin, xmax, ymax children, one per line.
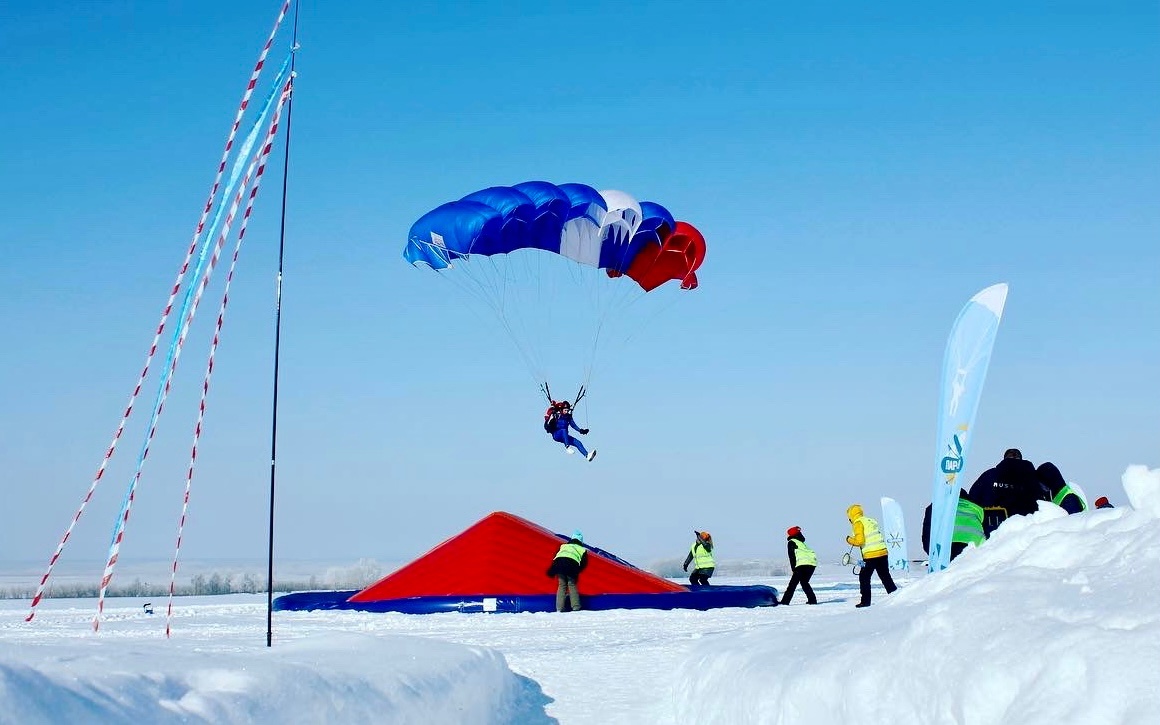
<box><xmin>781</xmin><ymin>526</ymin><xmax>818</xmax><ymax>605</ymax></box>
<box><xmin>1094</xmin><ymin>496</ymin><xmax>1114</xmax><ymax>509</ymax></box>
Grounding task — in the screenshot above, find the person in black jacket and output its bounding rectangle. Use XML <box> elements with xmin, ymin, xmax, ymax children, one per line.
<box><xmin>780</xmin><ymin>526</ymin><xmax>818</xmax><ymax>605</ymax></box>
<box><xmin>968</xmin><ymin>448</ymin><xmax>1051</xmax><ymax>534</ymax></box>
<box><xmin>546</xmin><ymin>530</ymin><xmax>589</xmax><ymax>612</ymax></box>
<box><xmin>1036</xmin><ymin>461</ymin><xmax>1086</xmax><ymax>514</ymax></box>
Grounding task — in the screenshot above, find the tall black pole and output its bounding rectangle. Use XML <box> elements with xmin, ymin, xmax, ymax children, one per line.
<box><xmin>267</xmin><ymin>0</ymin><xmax>300</xmax><ymax>648</ymax></box>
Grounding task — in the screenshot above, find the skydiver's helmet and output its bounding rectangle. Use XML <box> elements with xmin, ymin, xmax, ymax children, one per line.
<box><xmin>697</xmin><ymin>530</ymin><xmax>711</xmax><ymax>543</ymax></box>
<box><xmin>1003</xmin><ymin>448</ymin><xmax>1023</xmax><ymax>460</ymax></box>
<box><xmin>560</xmin><ymin>401</ymin><xmax>572</xmax><ymax>412</ymax></box>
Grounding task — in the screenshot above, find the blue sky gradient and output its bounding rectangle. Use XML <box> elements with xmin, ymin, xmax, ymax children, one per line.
<box><xmin>1</xmin><ymin>1</ymin><xmax>1157</xmax><ymax>573</ymax></box>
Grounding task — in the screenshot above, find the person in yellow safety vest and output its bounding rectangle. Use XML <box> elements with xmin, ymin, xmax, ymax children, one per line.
<box><xmin>780</xmin><ymin>526</ymin><xmax>818</xmax><ymax>605</ymax></box>
<box><xmin>951</xmin><ymin>491</ymin><xmax>986</xmax><ymax>561</ymax></box>
<box><xmin>846</xmin><ymin>504</ymin><xmax>897</xmax><ymax>608</ymax></box>
<box><xmin>545</xmin><ymin>530</ymin><xmax>588</xmax><ymax>612</ymax></box>
<box><xmin>683</xmin><ymin>530</ymin><xmax>715</xmax><ymax>586</ymax></box>
<box><xmin>1036</xmin><ymin>461</ymin><xmax>1087</xmax><ymax>514</ymax></box>
<box><xmin>922</xmin><ymin>489</ymin><xmax>987</xmax><ymax>564</ymax></box>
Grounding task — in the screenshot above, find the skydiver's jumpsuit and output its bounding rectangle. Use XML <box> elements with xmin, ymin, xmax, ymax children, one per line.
<box><xmin>552</xmin><ymin>413</ymin><xmax>589</xmax><ymax>458</ymax></box>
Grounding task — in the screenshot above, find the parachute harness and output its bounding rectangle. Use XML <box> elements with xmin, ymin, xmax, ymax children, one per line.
<box><xmin>541</xmin><ymin>383</ymin><xmax>586</xmax><ymax>410</ymax></box>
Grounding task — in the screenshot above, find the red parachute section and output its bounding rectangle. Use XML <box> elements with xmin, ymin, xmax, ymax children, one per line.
<box><xmin>349</xmin><ymin>511</ymin><xmax>682</xmax><ymax>602</ymax></box>
<box><xmin>610</xmin><ymin>221</ymin><xmax>706</xmax><ymax>292</ymax></box>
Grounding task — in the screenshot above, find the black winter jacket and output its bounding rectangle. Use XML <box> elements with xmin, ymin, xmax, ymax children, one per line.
<box><xmin>546</xmin><ymin>539</ymin><xmax>588</xmax><ymax>578</ymax></box>
<box><xmin>969</xmin><ymin>458</ymin><xmax>1049</xmax><ymax>516</ymax></box>
<box><xmin>786</xmin><ymin>533</ymin><xmax>810</xmax><ymax>569</ymax></box>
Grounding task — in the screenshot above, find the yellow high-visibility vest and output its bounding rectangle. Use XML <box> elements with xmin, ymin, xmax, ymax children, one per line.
<box><xmin>857</xmin><ymin>516</ymin><xmax>887</xmax><ymax>557</ymax></box>
<box><xmin>791</xmin><ymin>539</ymin><xmax>818</xmax><ymax>567</ymax></box>
<box><xmin>555</xmin><ymin>542</ymin><xmax>585</xmax><ymax>564</ymax></box>
<box><xmin>690</xmin><ymin>542</ymin><xmax>715</xmax><ymax>569</ymax></box>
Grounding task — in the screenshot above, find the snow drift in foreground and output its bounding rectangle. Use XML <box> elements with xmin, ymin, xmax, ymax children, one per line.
<box><xmin>0</xmin><ymin>633</ymin><xmax>550</xmax><ymax>724</ymax></box>
<box><xmin>675</xmin><ymin>466</ymin><xmax>1160</xmax><ymax>724</ymax></box>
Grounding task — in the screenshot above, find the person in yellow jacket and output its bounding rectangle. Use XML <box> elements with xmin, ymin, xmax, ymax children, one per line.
<box><xmin>846</xmin><ymin>504</ymin><xmax>897</xmax><ymax>608</ymax></box>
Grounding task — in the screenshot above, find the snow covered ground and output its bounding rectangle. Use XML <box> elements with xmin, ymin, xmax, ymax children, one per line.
<box><xmin>2</xmin><ymin>465</ymin><xmax>1158</xmax><ymax>724</ymax></box>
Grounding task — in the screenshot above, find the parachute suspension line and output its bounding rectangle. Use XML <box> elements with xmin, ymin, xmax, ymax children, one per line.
<box><xmin>518</xmin><ymin>245</ymin><xmax>546</xmax><ymax>374</ymax></box>
<box><xmin>94</xmin><ymin>59</ymin><xmax>294</xmax><ymax>631</ymax></box>
<box><xmin>478</xmin><ymin>253</ymin><xmax>545</xmax><ymax>382</ymax></box>
<box><xmin>24</xmin><ymin>5</ymin><xmax>292</xmax><ymax>624</ymax></box>
<box><xmin>482</xmin><ymin>252</ymin><xmax>543</xmax><ymax>379</ymax></box>
<box><xmin>617</xmin><ymin>291</ymin><xmax>681</xmax><ymax>348</ymax></box>
<box><xmin>432</xmin><ymin>264</ymin><xmax>543</xmax><ymax>389</ymax></box>
<box><xmin>167</xmin><ymin>76</ymin><xmax>294</xmax><ymax>639</ymax></box>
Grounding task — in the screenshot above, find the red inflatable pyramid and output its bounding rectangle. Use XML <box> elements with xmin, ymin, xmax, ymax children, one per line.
<box><xmin>349</xmin><ymin>511</ymin><xmax>682</xmax><ymax>602</ymax></box>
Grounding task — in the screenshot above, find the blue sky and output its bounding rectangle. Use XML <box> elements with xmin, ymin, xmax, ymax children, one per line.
<box><xmin>1</xmin><ymin>1</ymin><xmax>1157</xmax><ymax>575</ymax></box>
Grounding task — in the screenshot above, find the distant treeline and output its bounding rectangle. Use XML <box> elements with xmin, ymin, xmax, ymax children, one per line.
<box><xmin>1</xmin><ymin>558</ymin><xmax>793</xmax><ymax>599</ymax></box>
<box><xmin>0</xmin><ymin>558</ymin><xmax>387</xmax><ymax>600</ymax></box>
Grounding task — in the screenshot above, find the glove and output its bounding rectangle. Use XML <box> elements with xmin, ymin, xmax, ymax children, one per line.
<box><xmin>579</xmin><ymin>428</ymin><xmax>590</xmax><ymax>435</ymax></box>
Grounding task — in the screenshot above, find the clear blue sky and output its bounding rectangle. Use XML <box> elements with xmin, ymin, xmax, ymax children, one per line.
<box><xmin>1</xmin><ymin>1</ymin><xmax>1157</xmax><ymax>574</ymax></box>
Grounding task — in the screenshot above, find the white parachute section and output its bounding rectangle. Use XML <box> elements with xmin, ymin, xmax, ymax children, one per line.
<box><xmin>559</xmin><ymin>189</ymin><xmax>643</xmax><ymax>268</ymax></box>
<box><xmin>559</xmin><ymin>197</ymin><xmax>605</xmax><ymax>266</ymax></box>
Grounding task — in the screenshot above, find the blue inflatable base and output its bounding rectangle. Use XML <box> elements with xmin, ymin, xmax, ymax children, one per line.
<box><xmin>273</xmin><ymin>584</ymin><xmax>779</xmax><ymax>614</ymax></box>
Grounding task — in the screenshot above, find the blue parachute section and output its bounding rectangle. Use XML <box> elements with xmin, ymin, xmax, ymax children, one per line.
<box><xmin>403</xmin><ymin>181</ymin><xmax>677</xmax><ymax>274</ymax></box>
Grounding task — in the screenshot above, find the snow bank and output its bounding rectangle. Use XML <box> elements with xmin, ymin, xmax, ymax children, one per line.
<box><xmin>0</xmin><ymin>632</ymin><xmax>551</xmax><ymax>725</ymax></box>
<box><xmin>1123</xmin><ymin>464</ymin><xmax>1160</xmax><ymax>517</ymax></box>
<box><xmin>674</xmin><ymin>466</ymin><xmax>1160</xmax><ymax>724</ymax></box>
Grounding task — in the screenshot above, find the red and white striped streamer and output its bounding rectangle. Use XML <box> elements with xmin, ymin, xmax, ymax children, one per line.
<box><xmin>94</xmin><ymin>89</ymin><xmax>287</xmax><ymax>631</ymax></box>
<box><xmin>25</xmin><ymin>0</ymin><xmax>291</xmax><ymax>624</ymax></box>
<box><xmin>166</xmin><ymin>77</ymin><xmax>294</xmax><ymax>637</ymax></box>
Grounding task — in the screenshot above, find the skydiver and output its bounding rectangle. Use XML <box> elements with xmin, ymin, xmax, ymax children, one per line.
<box><xmin>544</xmin><ymin>400</ymin><xmax>596</xmax><ymax>461</ymax></box>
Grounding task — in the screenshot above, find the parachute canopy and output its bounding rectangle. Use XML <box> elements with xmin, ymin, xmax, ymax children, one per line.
<box><xmin>404</xmin><ymin>182</ymin><xmax>705</xmax><ymax>292</ymax></box>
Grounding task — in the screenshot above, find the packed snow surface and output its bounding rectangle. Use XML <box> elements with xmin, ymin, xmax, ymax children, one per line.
<box><xmin>2</xmin><ymin>466</ymin><xmax>1157</xmax><ymax>724</ymax></box>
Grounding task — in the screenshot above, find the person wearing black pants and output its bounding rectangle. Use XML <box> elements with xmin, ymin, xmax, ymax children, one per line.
<box><xmin>780</xmin><ymin>526</ymin><xmax>818</xmax><ymax>605</ymax></box>
<box><xmin>858</xmin><ymin>556</ymin><xmax>897</xmax><ymax>607</ymax></box>
<box><xmin>847</xmin><ymin>503</ymin><xmax>897</xmax><ymax>608</ymax></box>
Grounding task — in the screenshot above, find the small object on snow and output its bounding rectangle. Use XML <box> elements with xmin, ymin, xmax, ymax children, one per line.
<box><xmin>143</xmin><ymin>603</ymin><xmax>154</xmax><ymax>615</ymax></box>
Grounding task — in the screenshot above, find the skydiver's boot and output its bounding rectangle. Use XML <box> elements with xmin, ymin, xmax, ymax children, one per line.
<box><xmin>587</xmin><ymin>450</ymin><xmax>597</xmax><ymax>462</ymax></box>
<box><xmin>565</xmin><ymin>446</ymin><xmax>575</xmax><ymax>455</ymax></box>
